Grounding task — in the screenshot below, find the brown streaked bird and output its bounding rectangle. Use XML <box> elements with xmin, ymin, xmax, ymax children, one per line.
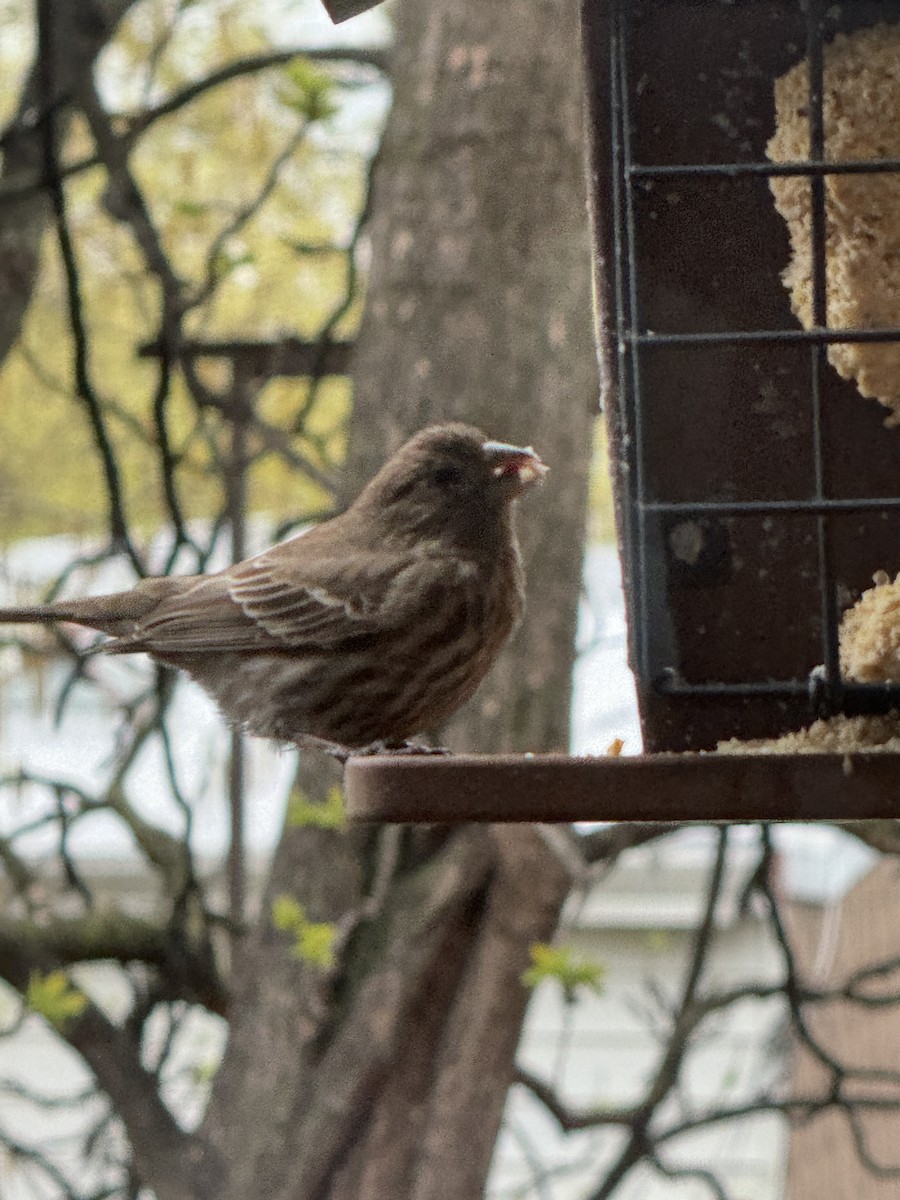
<box><xmin>0</xmin><ymin>424</ymin><xmax>547</xmax><ymax>753</ymax></box>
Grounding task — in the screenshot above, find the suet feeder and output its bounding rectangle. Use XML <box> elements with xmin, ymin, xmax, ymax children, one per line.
<box><xmin>344</xmin><ymin>0</ymin><xmax>900</xmax><ymax>821</ymax></box>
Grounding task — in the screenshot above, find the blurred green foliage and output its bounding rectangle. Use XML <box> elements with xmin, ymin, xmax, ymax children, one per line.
<box><xmin>522</xmin><ymin>941</ymin><xmax>606</xmax><ymax>1004</ymax></box>
<box><xmin>287</xmin><ymin>785</ymin><xmax>346</xmax><ymax>829</ymax></box>
<box><xmin>0</xmin><ymin>1</ymin><xmax>375</xmax><ymax>544</ymax></box>
<box><xmin>271</xmin><ymin>893</ymin><xmax>337</xmax><ymax>968</ymax></box>
<box><xmin>0</xmin><ymin>1</ymin><xmax>616</xmax><ymax>551</ymax></box>
<box><xmin>25</xmin><ymin>969</ymin><xmax>88</xmax><ymax>1030</ymax></box>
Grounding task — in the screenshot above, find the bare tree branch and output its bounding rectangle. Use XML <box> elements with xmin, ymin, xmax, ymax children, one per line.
<box><xmin>192</xmin><ymin>118</ymin><xmax>312</xmax><ymax>309</ymax></box>
<box><xmin>579</xmin><ymin>822</ymin><xmax>678</xmax><ymax>864</ymax></box>
<box><xmin>0</xmin><ymin>908</ymin><xmax>182</xmax><ymax>969</ymax></box>
<box><xmin>0</xmin><ymin>0</ymin><xmax>137</xmax><ymax>365</ymax></box>
<box><xmin>124</xmin><ymin>47</ymin><xmax>389</xmax><ymax>139</ymax></box>
<box><xmin>649</xmin><ymin>1154</ymin><xmax>732</xmax><ymax>1200</ymax></box>
<box><xmin>37</xmin><ymin>1</ymin><xmax>144</xmax><ymax>572</ymax></box>
<box><xmin>0</xmin><ymin>1125</ymin><xmax>85</xmax><ymax>1198</ymax></box>
<box><xmin>582</xmin><ymin>827</ymin><xmax>730</xmax><ymax>1200</ymax></box>
<box><xmin>0</xmin><ymin>929</ymin><xmax>196</xmax><ymax>1200</ymax></box>
<box><xmin>513</xmin><ymin>1067</ymin><xmax>636</xmax><ymax>1132</ymax></box>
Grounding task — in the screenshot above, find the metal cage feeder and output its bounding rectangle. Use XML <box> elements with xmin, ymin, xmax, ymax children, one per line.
<box><xmin>347</xmin><ymin>0</ymin><xmax>900</xmax><ymax>822</ymax></box>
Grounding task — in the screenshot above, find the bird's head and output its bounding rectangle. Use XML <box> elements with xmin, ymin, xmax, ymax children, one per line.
<box><xmin>358</xmin><ymin>423</ymin><xmax>548</xmax><ymax>550</ymax></box>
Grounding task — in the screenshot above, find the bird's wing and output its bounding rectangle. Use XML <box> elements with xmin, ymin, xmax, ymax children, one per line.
<box><xmin>226</xmin><ymin>540</ymin><xmax>394</xmax><ymax>647</ymax></box>
<box><xmin>117</xmin><ymin>535</ymin><xmax>422</xmax><ymax>655</ymax></box>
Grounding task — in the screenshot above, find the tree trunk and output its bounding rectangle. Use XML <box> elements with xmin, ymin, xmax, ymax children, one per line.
<box><xmin>197</xmin><ymin>0</ymin><xmax>596</xmax><ymax>1196</ymax></box>
<box><xmin>344</xmin><ymin>0</ymin><xmax>596</xmax><ymax>755</ymax></box>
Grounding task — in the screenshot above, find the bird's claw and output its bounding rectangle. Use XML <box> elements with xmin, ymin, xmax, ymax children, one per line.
<box><xmin>346</xmin><ymin>740</ymin><xmax>452</xmax><ymax>759</ymax></box>
<box><xmin>389</xmin><ymin>742</ymin><xmax>452</xmax><ymax>757</ymax></box>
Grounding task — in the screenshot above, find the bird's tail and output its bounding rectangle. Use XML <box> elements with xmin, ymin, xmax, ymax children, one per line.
<box><xmin>0</xmin><ymin>601</ymin><xmax>84</xmax><ymax>624</ymax></box>
<box><xmin>0</xmin><ymin>590</ymin><xmax>160</xmax><ymax>637</ymax></box>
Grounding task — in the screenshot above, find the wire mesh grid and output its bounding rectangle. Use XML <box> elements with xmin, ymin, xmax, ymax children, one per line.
<box><xmin>600</xmin><ymin>0</ymin><xmax>900</xmax><ymax>748</ymax></box>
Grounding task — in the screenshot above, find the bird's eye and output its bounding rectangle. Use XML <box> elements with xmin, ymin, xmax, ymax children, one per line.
<box><xmin>431</xmin><ymin>465</ymin><xmax>463</xmax><ymax>487</ymax></box>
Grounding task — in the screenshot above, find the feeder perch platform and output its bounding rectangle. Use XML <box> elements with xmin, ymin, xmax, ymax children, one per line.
<box><xmin>344</xmin><ymin>752</ymin><xmax>900</xmax><ymax>823</ymax></box>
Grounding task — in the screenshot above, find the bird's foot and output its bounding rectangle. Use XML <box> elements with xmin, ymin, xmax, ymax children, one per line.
<box><xmin>386</xmin><ymin>741</ymin><xmax>452</xmax><ymax>757</ymax></box>
<box><xmin>348</xmin><ymin>739</ymin><xmax>452</xmax><ymax>759</ymax></box>
<box><xmin>312</xmin><ymin>739</ymin><xmax>453</xmax><ymax>764</ymax></box>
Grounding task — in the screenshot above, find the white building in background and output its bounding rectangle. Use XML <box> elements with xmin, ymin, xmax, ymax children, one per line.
<box><xmin>0</xmin><ymin>541</ymin><xmax>877</xmax><ymax>1198</ymax></box>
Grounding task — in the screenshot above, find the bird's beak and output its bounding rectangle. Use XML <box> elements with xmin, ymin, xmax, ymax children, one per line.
<box><xmin>482</xmin><ymin>440</ymin><xmax>549</xmax><ymax>492</ymax></box>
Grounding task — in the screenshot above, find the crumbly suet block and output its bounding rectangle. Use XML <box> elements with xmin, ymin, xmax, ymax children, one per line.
<box><xmin>717</xmin><ymin>712</ymin><xmax>900</xmax><ymax>754</ymax></box>
<box><xmin>717</xmin><ymin>568</ymin><xmax>900</xmax><ymax>751</ymax></box>
<box><xmin>839</xmin><ymin>569</ymin><xmax>900</xmax><ymax>682</ymax></box>
<box><xmin>768</xmin><ymin>24</ymin><xmax>900</xmax><ymax>423</ymax></box>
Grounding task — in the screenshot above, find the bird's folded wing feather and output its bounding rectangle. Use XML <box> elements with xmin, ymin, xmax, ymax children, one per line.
<box><xmin>227</xmin><ymin>550</ymin><xmax>389</xmax><ymax>648</ymax></box>
<box><xmin>117</xmin><ymin>536</ymin><xmax>447</xmax><ymax>655</ymax></box>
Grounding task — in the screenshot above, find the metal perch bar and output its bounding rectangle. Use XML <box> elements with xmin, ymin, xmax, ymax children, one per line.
<box><xmin>344</xmin><ymin>753</ymin><xmax>900</xmax><ymax>823</ymax></box>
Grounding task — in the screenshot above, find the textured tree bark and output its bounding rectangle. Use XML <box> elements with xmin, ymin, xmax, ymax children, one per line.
<box><xmin>345</xmin><ymin>0</ymin><xmax>597</xmax><ymax>754</ymax></box>
<box><xmin>197</xmin><ymin>0</ymin><xmax>596</xmax><ymax>1196</ymax></box>
<box><xmin>408</xmin><ymin>828</ymin><xmax>571</xmax><ymax>1200</ymax></box>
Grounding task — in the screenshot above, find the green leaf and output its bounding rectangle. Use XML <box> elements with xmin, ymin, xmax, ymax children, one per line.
<box><xmin>286</xmin><ymin>786</ymin><xmax>345</xmax><ymax>829</ymax></box>
<box><xmin>521</xmin><ymin>942</ymin><xmax>606</xmax><ymax>1002</ymax></box>
<box><xmin>271</xmin><ymin>894</ymin><xmax>337</xmax><ymax>969</ymax></box>
<box><xmin>278</xmin><ymin>59</ymin><xmax>338</xmax><ymax>123</ymax></box>
<box><xmin>271</xmin><ymin>893</ymin><xmax>305</xmax><ymax>932</ymax></box>
<box><xmin>192</xmin><ymin>1059</ymin><xmax>220</xmax><ymax>1086</ymax></box>
<box><xmin>294</xmin><ymin>920</ymin><xmax>337</xmax><ymax>968</ymax></box>
<box><xmin>211</xmin><ymin>246</ymin><xmax>255</xmax><ymax>281</ymax></box>
<box><xmin>174</xmin><ymin>200</ymin><xmax>210</xmax><ymax>219</ymax></box>
<box><xmin>26</xmin><ymin>970</ymin><xmax>88</xmax><ymax>1030</ymax></box>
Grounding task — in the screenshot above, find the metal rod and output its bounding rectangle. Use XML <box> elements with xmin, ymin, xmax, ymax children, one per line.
<box><xmin>641</xmin><ymin>496</ymin><xmax>900</xmax><ymax>516</ymax></box>
<box><xmin>630</xmin><ymin>159</ymin><xmax>900</xmax><ymax>180</ymax></box>
<box><xmin>652</xmin><ymin>678</ymin><xmax>900</xmax><ymax>700</ymax></box>
<box><xmin>608</xmin><ymin>1</ymin><xmax>642</xmax><ymax>680</ymax></box>
<box><xmin>654</xmin><ymin>675</ymin><xmax>900</xmax><ymax>708</ymax></box>
<box><xmin>631</xmin><ymin>327</ymin><xmax>900</xmax><ymax>347</ymax></box>
<box><xmin>653</xmin><ymin>678</ymin><xmax>810</xmax><ymax>698</ymax></box>
<box><xmin>616</xmin><ymin>1</ymin><xmax>655</xmax><ymax>683</ymax></box>
<box><xmin>804</xmin><ymin>0</ymin><xmax>842</xmax><ymax>705</ymax></box>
